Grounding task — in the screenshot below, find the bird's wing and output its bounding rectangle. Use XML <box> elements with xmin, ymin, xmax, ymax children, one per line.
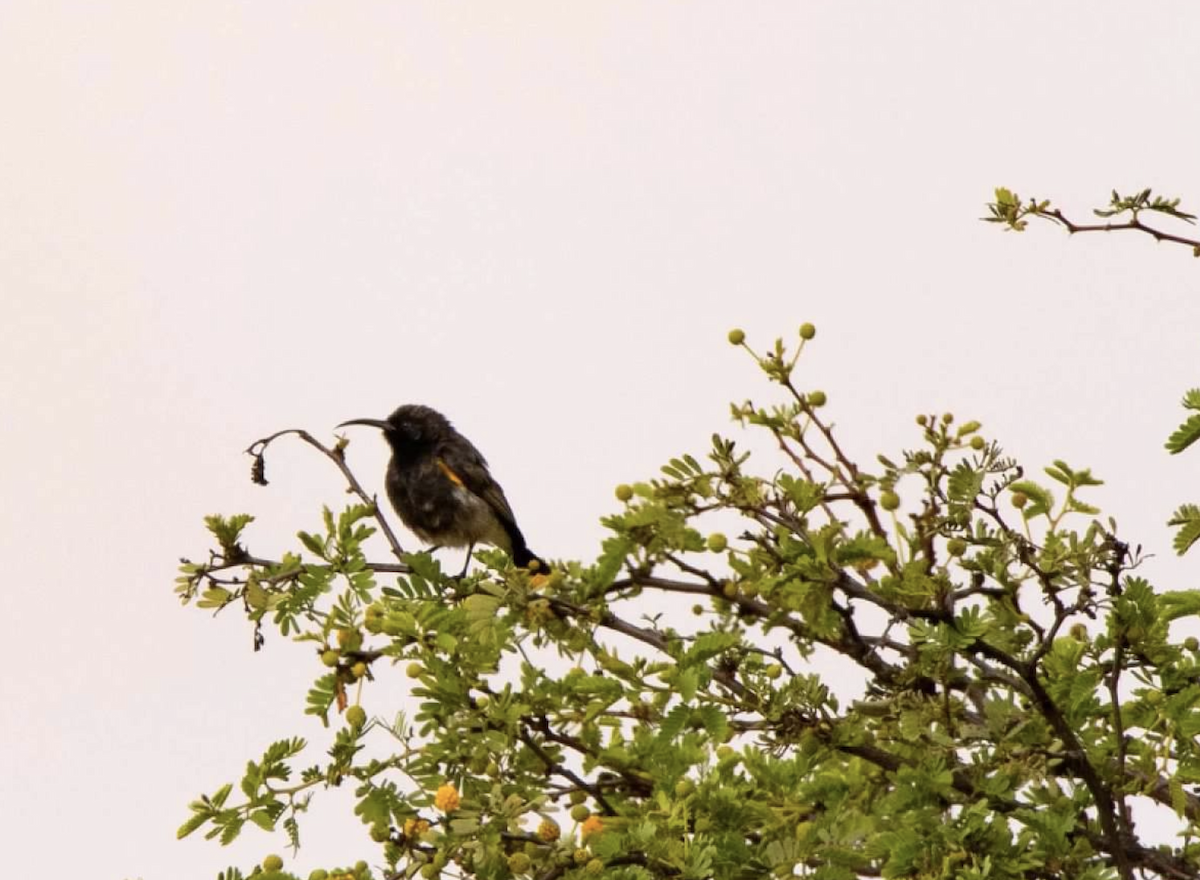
<box><xmin>436</xmin><ymin>439</ymin><xmax>521</xmax><ymax>532</ymax></box>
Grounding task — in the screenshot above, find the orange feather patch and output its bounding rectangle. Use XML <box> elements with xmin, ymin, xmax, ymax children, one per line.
<box><xmin>436</xmin><ymin>458</ymin><xmax>465</xmax><ymax>487</ymax></box>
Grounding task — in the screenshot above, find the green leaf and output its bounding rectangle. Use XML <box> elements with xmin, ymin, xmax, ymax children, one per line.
<box><xmin>1168</xmin><ymin>504</ymin><xmax>1200</xmax><ymax>555</ymax></box>
<box><xmin>176</xmin><ymin>811</ymin><xmax>210</xmax><ymax>839</ymax></box>
<box><xmin>1159</xmin><ymin>588</ymin><xmax>1200</xmax><ymax>620</ymax></box>
<box><xmin>1166</xmin><ymin>414</ymin><xmax>1200</xmax><ymax>455</ymax></box>
<box><xmin>297</xmin><ymin>531</ymin><xmax>327</xmax><ymax>557</ymax></box>
<box><xmin>1009</xmin><ymin>480</ymin><xmax>1054</xmax><ymax>519</ymax></box>
<box><xmin>197</xmin><ymin>587</ymin><xmax>232</xmax><ymax>609</ymax></box>
<box><xmin>248</xmin><ymin>810</ymin><xmax>276</xmax><ymax>832</ymax></box>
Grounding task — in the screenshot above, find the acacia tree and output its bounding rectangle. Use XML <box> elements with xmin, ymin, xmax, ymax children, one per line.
<box><xmin>176</xmin><ymin>316</ymin><xmax>1200</xmax><ymax>880</ymax></box>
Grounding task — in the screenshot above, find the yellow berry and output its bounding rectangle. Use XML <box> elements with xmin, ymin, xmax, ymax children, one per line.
<box><xmin>722</xmin><ymin>582</ymin><xmax>738</xmax><ymax>599</ymax></box>
<box><xmin>916</xmin><ymin>414</ymin><xmax>928</xmax><ymax>426</ymax></box>
<box><xmin>346</xmin><ymin>705</ymin><xmax>367</xmax><ymax>728</ymax></box>
<box><xmin>406</xmin><ymin>662</ymin><xmax>423</xmax><ymax>678</ymax></box>
<box><xmin>570</xmin><ymin>803</ymin><xmax>591</xmax><ymax>822</ymax></box>
<box><xmin>537</xmin><ymin>817</ymin><xmax>560</xmax><ymax>841</ymax></box>
<box><xmin>706</xmin><ymin>532</ymin><xmax>728</xmax><ymax>553</ymax></box>
<box><xmin>970</xmin><ymin>435</ymin><xmax>985</xmax><ymax>450</ymax></box>
<box><xmin>946</xmin><ymin>538</ymin><xmax>967</xmax><ymax>557</ymax></box>
<box><xmin>728</xmin><ymin>328</ymin><xmax>746</xmax><ymax>345</ymax></box>
<box><xmin>807</xmin><ymin>390</ymin><xmax>827</xmax><ymax>407</ymax></box>
<box><xmin>799</xmin><ymin>322</ymin><xmax>816</xmax><ymax>340</ymax></box>
<box><xmin>764</xmin><ymin>664</ymin><xmax>783</xmax><ymax>680</ymax></box>
<box><xmin>351</xmin><ymin>661</ymin><xmax>368</xmax><ymax>679</ymax></box>
<box><xmin>615</xmin><ymin>484</ymin><xmax>634</xmax><ymax>502</ymax></box>
<box><xmin>569</xmin><ymin>789</ymin><xmax>587</xmax><ymax>804</ymax></box>
<box><xmin>321</xmin><ymin>649</ymin><xmax>340</xmax><ymax>668</ymax></box>
<box><xmin>263</xmin><ymin>855</ymin><xmax>284</xmax><ymax>872</ymax></box>
<box><xmin>879</xmin><ymin>490</ymin><xmax>900</xmax><ymax>512</ymax></box>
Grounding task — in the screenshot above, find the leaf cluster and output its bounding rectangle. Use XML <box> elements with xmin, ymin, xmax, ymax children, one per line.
<box><xmin>175</xmin><ymin>330</ymin><xmax>1200</xmax><ymax>880</ymax></box>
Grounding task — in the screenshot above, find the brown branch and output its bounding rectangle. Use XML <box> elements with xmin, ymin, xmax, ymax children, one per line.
<box><xmin>246</xmin><ymin>428</ymin><xmax>408</xmax><ymax>561</ymax></box>
<box><xmin>517</xmin><ymin>724</ymin><xmax>617</xmax><ymax>816</ymax></box>
<box><xmin>1046</xmin><ymin>208</ymin><xmax>1200</xmax><ymax>252</ymax></box>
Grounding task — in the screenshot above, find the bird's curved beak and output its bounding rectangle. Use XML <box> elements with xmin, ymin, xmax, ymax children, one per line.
<box><xmin>336</xmin><ymin>418</ymin><xmax>391</xmax><ymax>431</ymax></box>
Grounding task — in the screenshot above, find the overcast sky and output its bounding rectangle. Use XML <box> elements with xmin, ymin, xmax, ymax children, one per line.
<box><xmin>3</xmin><ymin>3</ymin><xmax>1199</xmax><ymax>878</ymax></box>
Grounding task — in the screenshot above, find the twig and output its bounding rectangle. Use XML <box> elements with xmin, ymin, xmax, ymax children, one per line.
<box><xmin>246</xmin><ymin>428</ymin><xmax>408</xmax><ymax>561</ymax></box>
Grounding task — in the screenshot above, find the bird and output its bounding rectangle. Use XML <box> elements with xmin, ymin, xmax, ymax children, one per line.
<box><xmin>337</xmin><ymin>404</ymin><xmax>546</xmax><ymax>576</ymax></box>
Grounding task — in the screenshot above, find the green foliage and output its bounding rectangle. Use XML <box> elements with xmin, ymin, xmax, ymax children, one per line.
<box><xmin>177</xmin><ymin>329</ymin><xmax>1200</xmax><ymax>880</ymax></box>
<box><xmin>1167</xmin><ymin>389</ymin><xmax>1200</xmax><ymax>556</ymax></box>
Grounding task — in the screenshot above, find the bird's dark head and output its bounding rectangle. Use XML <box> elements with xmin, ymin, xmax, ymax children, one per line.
<box><xmin>338</xmin><ymin>404</ymin><xmax>452</xmax><ymax>457</ymax></box>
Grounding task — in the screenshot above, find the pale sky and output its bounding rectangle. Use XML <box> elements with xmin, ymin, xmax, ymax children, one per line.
<box><xmin>2</xmin><ymin>3</ymin><xmax>1199</xmax><ymax>878</ymax></box>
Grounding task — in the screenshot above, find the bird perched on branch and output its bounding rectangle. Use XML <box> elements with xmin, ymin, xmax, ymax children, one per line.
<box><xmin>337</xmin><ymin>405</ymin><xmax>546</xmax><ymax>576</ymax></box>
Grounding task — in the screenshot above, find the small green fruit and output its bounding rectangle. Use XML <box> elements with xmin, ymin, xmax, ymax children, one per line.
<box><xmin>346</xmin><ymin>705</ymin><xmax>367</xmax><ymax>728</ymax></box>
<box><xmin>916</xmin><ymin>414</ymin><xmax>928</xmax><ymax>426</ymax></box>
<box><xmin>716</xmin><ymin>744</ymin><xmax>734</xmax><ymax>759</ymax></box>
<box><xmin>722</xmin><ymin>582</ymin><xmax>738</xmax><ymax>599</ymax></box>
<box><xmin>309</xmin><ymin>871</ymin><xmax>329</xmax><ymax>880</ymax></box>
<box><xmin>1185</xmin><ymin>636</ymin><xmax>1199</xmax><ymax>652</ymax></box>
<box><xmin>799</xmin><ymin>322</ymin><xmax>816</xmax><ymax>340</ymax></box>
<box><xmin>1012</xmin><ymin>492</ymin><xmax>1028</xmax><ymax>509</ymax></box>
<box><xmin>970</xmin><ymin>435</ymin><xmax>985</xmax><ymax>450</ymax></box>
<box><xmin>570</xmin><ymin>803</ymin><xmax>591</xmax><ymax>822</ymax></box>
<box><xmin>406</xmin><ymin>662</ymin><xmax>423</xmax><ymax>678</ymax></box>
<box><xmin>586</xmin><ymin>858</ymin><xmax>604</xmax><ymax>874</ymax></box>
<box><xmin>764</xmin><ymin>664</ymin><xmax>783</xmax><ymax>680</ymax></box>
<box><xmin>946</xmin><ymin>538</ymin><xmax>967</xmax><ymax>557</ymax></box>
<box><xmin>879</xmin><ymin>490</ymin><xmax>900</xmax><ymax>512</ymax></box>
<box><xmin>615</xmin><ymin>484</ymin><xmax>634</xmax><ymax>502</ymax></box>
<box><xmin>263</xmin><ymin>855</ymin><xmax>284</xmax><ymax>872</ymax></box>
<box><xmin>692</xmin><ymin>604</ymin><xmax>704</xmax><ymax>615</ymax></box>
<box><xmin>350</xmin><ymin>661</ymin><xmax>368</xmax><ymax>679</ymax></box>
<box><xmin>706</xmin><ymin>532</ymin><xmax>728</xmax><ymax>553</ymax></box>
<box><xmin>942</xmin><ymin>412</ymin><xmax>954</xmax><ymax>424</ymax></box>
<box><xmin>807</xmin><ymin>390</ymin><xmax>827</xmax><ymax>407</ymax></box>
<box><xmin>370</xmin><ymin>823</ymin><xmax>390</xmax><ymax>842</ymax></box>
<box><xmin>674</xmin><ymin>779</ymin><xmax>694</xmax><ymax>797</ymax></box>
<box><xmin>727</xmin><ymin>328</ymin><xmax>746</xmax><ymax>345</ymax></box>
<box><xmin>321</xmin><ymin>649</ymin><xmax>340</xmax><ymax>668</ymax></box>
<box><xmin>507</xmin><ymin>852</ymin><xmax>532</xmax><ymax>873</ymax></box>
<box><xmin>420</xmin><ymin>863</ymin><xmax>438</xmax><ymax>879</ymax></box>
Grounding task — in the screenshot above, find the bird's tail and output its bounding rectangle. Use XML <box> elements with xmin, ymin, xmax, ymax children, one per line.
<box><xmin>512</xmin><ymin>543</ymin><xmax>548</xmax><ymax>575</ymax></box>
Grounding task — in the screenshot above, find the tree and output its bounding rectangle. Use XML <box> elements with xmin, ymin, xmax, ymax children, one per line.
<box><xmin>175</xmin><ymin>317</ymin><xmax>1200</xmax><ymax>880</ymax></box>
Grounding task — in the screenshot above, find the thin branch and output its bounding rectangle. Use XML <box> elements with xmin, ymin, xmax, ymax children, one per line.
<box><xmin>246</xmin><ymin>428</ymin><xmax>408</xmax><ymax>561</ymax></box>
<box><xmin>1046</xmin><ymin>208</ymin><xmax>1200</xmax><ymax>251</ymax></box>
